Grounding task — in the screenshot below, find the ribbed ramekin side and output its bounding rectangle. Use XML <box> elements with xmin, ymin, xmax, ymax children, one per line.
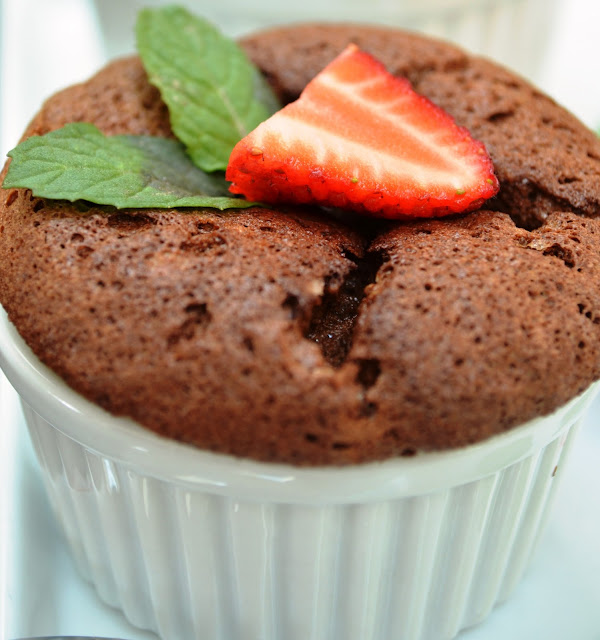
<box><xmin>24</xmin><ymin>403</ymin><xmax>112</xmax><ymax>597</ymax></box>
<box><xmin>21</xmin><ymin>399</ymin><xmax>584</xmax><ymax>640</ymax></box>
<box><xmin>426</xmin><ymin>421</ymin><xmax>578</xmax><ymax>638</ymax></box>
<box><xmin>495</xmin><ymin>423</ymin><xmax>577</xmax><ymax>603</ymax></box>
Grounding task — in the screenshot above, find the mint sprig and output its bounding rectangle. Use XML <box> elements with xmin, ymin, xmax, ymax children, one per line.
<box><xmin>2</xmin><ymin>6</ymin><xmax>280</xmax><ymax>212</ymax></box>
<box><xmin>136</xmin><ymin>6</ymin><xmax>280</xmax><ymax>172</ymax></box>
<box><xmin>3</xmin><ymin>123</ymin><xmax>257</xmax><ymax>210</ymax></box>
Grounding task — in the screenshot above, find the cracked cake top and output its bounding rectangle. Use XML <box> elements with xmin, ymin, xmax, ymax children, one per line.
<box><xmin>1</xmin><ymin>24</ymin><xmax>600</xmax><ymax>465</ymax></box>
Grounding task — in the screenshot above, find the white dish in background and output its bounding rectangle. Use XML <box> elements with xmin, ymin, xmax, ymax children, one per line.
<box><xmin>1</xmin><ymin>1</ymin><xmax>600</xmax><ymax>639</ymax></box>
<box><xmin>91</xmin><ymin>0</ymin><xmax>559</xmax><ymax>83</ymax></box>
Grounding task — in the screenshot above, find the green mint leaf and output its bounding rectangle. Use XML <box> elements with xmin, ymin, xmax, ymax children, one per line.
<box><xmin>136</xmin><ymin>6</ymin><xmax>280</xmax><ymax>172</ymax></box>
<box><xmin>3</xmin><ymin>123</ymin><xmax>258</xmax><ymax>210</ymax></box>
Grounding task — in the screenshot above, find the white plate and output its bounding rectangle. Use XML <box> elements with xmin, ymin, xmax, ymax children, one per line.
<box><xmin>1</xmin><ymin>1</ymin><xmax>600</xmax><ymax>638</ymax></box>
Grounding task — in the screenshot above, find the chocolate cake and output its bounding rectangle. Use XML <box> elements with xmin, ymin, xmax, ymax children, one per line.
<box><xmin>2</xmin><ymin>24</ymin><xmax>600</xmax><ymax>465</ymax></box>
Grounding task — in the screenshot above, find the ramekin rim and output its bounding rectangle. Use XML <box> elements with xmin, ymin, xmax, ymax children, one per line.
<box><xmin>1</xmin><ymin>306</ymin><xmax>597</xmax><ymax>503</ymax></box>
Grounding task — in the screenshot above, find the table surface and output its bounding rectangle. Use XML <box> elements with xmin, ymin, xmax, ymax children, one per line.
<box><xmin>1</xmin><ymin>1</ymin><xmax>600</xmax><ymax>638</ymax></box>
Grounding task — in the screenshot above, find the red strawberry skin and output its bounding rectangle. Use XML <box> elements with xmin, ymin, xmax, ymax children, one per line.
<box><xmin>226</xmin><ymin>44</ymin><xmax>499</xmax><ymax>219</ymax></box>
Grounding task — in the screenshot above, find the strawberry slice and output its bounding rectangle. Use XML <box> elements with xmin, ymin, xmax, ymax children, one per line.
<box><xmin>226</xmin><ymin>44</ymin><xmax>499</xmax><ymax>219</ymax></box>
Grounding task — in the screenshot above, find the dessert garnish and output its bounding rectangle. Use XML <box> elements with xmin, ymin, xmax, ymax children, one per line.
<box><xmin>2</xmin><ymin>6</ymin><xmax>498</xmax><ymax>218</ymax></box>
<box><xmin>226</xmin><ymin>44</ymin><xmax>499</xmax><ymax>218</ymax></box>
<box><xmin>136</xmin><ymin>6</ymin><xmax>280</xmax><ymax>172</ymax></box>
<box><xmin>3</xmin><ymin>123</ymin><xmax>259</xmax><ymax>210</ymax></box>
<box><xmin>2</xmin><ymin>6</ymin><xmax>279</xmax><ymax>211</ymax></box>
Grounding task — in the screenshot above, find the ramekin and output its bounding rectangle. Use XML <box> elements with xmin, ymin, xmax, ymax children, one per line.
<box><xmin>1</xmin><ymin>307</ymin><xmax>597</xmax><ymax>640</ymax></box>
<box><xmin>92</xmin><ymin>0</ymin><xmax>559</xmax><ymax>82</ymax></box>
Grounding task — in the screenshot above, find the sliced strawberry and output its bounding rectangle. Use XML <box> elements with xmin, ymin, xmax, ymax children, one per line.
<box><xmin>226</xmin><ymin>44</ymin><xmax>498</xmax><ymax>219</ymax></box>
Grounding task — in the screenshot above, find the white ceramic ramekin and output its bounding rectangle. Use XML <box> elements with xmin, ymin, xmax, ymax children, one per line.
<box><xmin>92</xmin><ymin>0</ymin><xmax>559</xmax><ymax>82</ymax></box>
<box><xmin>1</xmin><ymin>307</ymin><xmax>597</xmax><ymax>640</ymax></box>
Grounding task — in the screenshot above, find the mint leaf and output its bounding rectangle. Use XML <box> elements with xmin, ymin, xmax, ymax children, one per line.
<box><xmin>3</xmin><ymin>123</ymin><xmax>258</xmax><ymax>210</ymax></box>
<box><xmin>136</xmin><ymin>6</ymin><xmax>280</xmax><ymax>172</ymax></box>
